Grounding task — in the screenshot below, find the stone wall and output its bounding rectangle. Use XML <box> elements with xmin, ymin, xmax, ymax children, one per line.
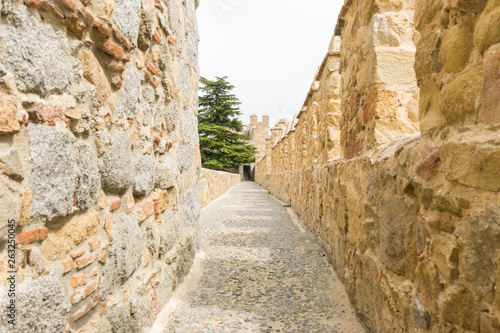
<box><xmin>0</xmin><ymin>0</ymin><xmax>201</xmax><ymax>331</ymax></box>
<box><xmin>200</xmin><ymin>168</ymin><xmax>240</xmax><ymax>208</ymax></box>
<box><xmin>256</xmin><ymin>0</ymin><xmax>500</xmax><ymax>331</ymax></box>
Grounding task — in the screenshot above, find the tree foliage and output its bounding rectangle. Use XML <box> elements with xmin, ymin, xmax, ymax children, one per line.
<box><xmin>198</xmin><ymin>76</ymin><xmax>256</xmax><ymax>171</ymax></box>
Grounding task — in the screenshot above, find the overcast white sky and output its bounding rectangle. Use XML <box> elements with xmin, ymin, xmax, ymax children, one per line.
<box><xmin>197</xmin><ymin>0</ymin><xmax>343</xmax><ymax>127</ymax></box>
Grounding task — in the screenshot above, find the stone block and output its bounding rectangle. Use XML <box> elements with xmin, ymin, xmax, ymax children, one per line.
<box><xmin>479</xmin><ymin>44</ymin><xmax>500</xmax><ymax>126</ymax></box>
<box><xmin>106</xmin><ymin>305</ymin><xmax>140</xmax><ymax>333</ymax></box>
<box><xmin>431</xmin><ymin>233</ymin><xmax>459</xmax><ymax>282</ymax></box>
<box><xmin>440</xmin><ymin>142</ymin><xmax>500</xmax><ymax>192</ymax></box>
<box><xmin>439</xmin><ymin>23</ymin><xmax>474</xmax><ymax>73</ymax></box>
<box><xmin>79</xmin><ymin>51</ymin><xmax>111</xmax><ymax>105</ymax></box>
<box><xmin>75</xmin><ymin>142</ymin><xmax>100</xmax><ymax>210</ymax></box>
<box><xmin>375</xmin><ymin>49</ymin><xmax>416</xmax><ymax>85</ymax></box>
<box><xmin>440</xmin><ymin>66</ymin><xmax>482</xmax><ymax>123</ymax></box>
<box><xmin>28</xmin><ymin>124</ymin><xmax>75</xmax><ymax>220</ymax></box>
<box><xmin>0</xmin><ymin>93</ymin><xmax>20</xmax><ymax>134</ymax></box>
<box><xmin>113</xmin><ymin>0</ymin><xmax>142</xmax><ymax>45</ymax></box>
<box><xmin>116</xmin><ymin>62</ymin><xmax>141</xmax><ymax>119</ymax></box>
<box><xmin>3</xmin><ymin>11</ymin><xmax>72</xmax><ymax>96</ymax></box>
<box><xmin>100</xmin><ymin>132</ymin><xmax>134</xmax><ymax>194</ymax></box>
<box><xmin>183</xmin><ymin>109</ymin><xmax>198</xmax><ymax>139</ymax></box>
<box><xmin>134</xmin><ymin>154</ymin><xmax>156</xmax><ymax>197</ymax></box>
<box><xmin>412</xmin><ymin>297</ymin><xmax>431</xmax><ymax>329</ymax></box>
<box><xmin>152</xmin><ymin>190</ymin><xmax>170</xmax><ymax>213</ymax></box>
<box><xmin>178</xmin><ymin>144</ymin><xmax>194</xmax><ymax>173</ymax></box>
<box><xmin>474</xmin><ymin>3</ymin><xmax>500</xmax><ymax>54</ymax></box>
<box><xmin>182</xmin><ymin>184</ymin><xmax>201</xmax><ymax>227</ymax></box>
<box><xmin>438</xmin><ymin>285</ymin><xmax>479</xmax><ymax>331</ymax></box>
<box><xmin>1</xmin><ymin>273</ymin><xmax>71</xmax><ymax>332</ymax></box>
<box><xmin>102</xmin><ymin>213</ymin><xmax>143</xmax><ymax>296</ymax></box>
<box><xmin>177</xmin><ymin>58</ymin><xmax>191</xmax><ymax>98</ymax></box>
<box><xmin>155</xmin><ymin>156</ymin><xmax>177</xmax><ymax>190</ymax></box>
<box><xmin>41</xmin><ymin>209</ymin><xmax>100</xmax><ymax>260</ymax></box>
<box><xmin>17</xmin><ymin>227</ymin><xmax>48</xmax><ymax>245</ymax></box>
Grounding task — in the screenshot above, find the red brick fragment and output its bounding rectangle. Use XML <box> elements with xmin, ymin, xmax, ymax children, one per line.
<box><xmin>70</xmin><ymin>290</ymin><xmax>83</xmax><ymax>304</ymax></box>
<box><xmin>70</xmin><ymin>274</ymin><xmax>87</xmax><ymax>288</ymax></box>
<box><xmin>28</xmin><ymin>105</ymin><xmax>64</xmax><ymax>123</ymax></box>
<box><xmin>167</xmin><ymin>35</ymin><xmax>177</xmax><ymax>45</ymax></box>
<box><xmin>76</xmin><ymin>252</ymin><xmax>98</xmax><ymax>269</ymax></box>
<box><xmin>79</xmin><ymin>6</ymin><xmax>95</xmax><ymax>26</ymax></box>
<box><xmin>92</xmin><ymin>20</ymin><xmax>111</xmax><ymax>37</ymax></box>
<box><xmin>99</xmin><ymin>40</ymin><xmax>124</xmax><ymax>59</ymax></box>
<box><xmin>153</xmin><ymin>31</ymin><xmax>161</xmax><ymax>44</ymax></box>
<box><xmin>55</xmin><ymin>0</ymin><xmax>76</xmax><ymax>11</ymax></box>
<box><xmin>109</xmin><ymin>199</ymin><xmax>121</xmax><ymax>211</ymax></box>
<box><xmin>111</xmin><ymin>76</ymin><xmax>123</xmax><ymax>90</ymax></box>
<box><xmin>84</xmin><ymin>281</ymin><xmax>98</xmax><ymax>297</ymax></box>
<box><xmin>61</xmin><ymin>259</ymin><xmax>75</xmax><ymax>274</ymax></box>
<box><xmin>146</xmin><ymin>62</ymin><xmax>159</xmax><ymax>76</ymax></box>
<box><xmin>70</xmin><ymin>249</ymin><xmax>85</xmax><ymax>259</ymax></box>
<box><xmin>70</xmin><ymin>294</ymin><xmax>100</xmax><ymax>322</ymax></box>
<box><xmin>124</xmin><ymin>53</ymin><xmax>131</xmax><ymax>62</ymax></box>
<box><xmin>113</xmin><ymin>28</ymin><xmax>134</xmax><ymax>50</ymax></box>
<box><xmin>26</xmin><ymin>0</ymin><xmax>42</xmax><ymax>7</ymax></box>
<box><xmin>145</xmin><ymin>71</ymin><xmax>159</xmax><ymax>87</ymax></box>
<box><xmin>107</xmin><ymin>61</ymin><xmax>126</xmax><ymax>72</ymax></box>
<box><xmin>38</xmin><ymin>1</ymin><xmax>64</xmax><ymax>19</ymax></box>
<box><xmin>88</xmin><ymin>238</ymin><xmax>101</xmax><ymax>251</ymax></box>
<box><xmin>64</xmin><ymin>14</ymin><xmax>86</xmax><ymax>39</ymax></box>
<box><xmin>85</xmin><ymin>39</ymin><xmax>94</xmax><ymax>45</ymax></box>
<box><xmin>16</xmin><ymin>227</ymin><xmax>49</xmax><ymax>245</ymax></box>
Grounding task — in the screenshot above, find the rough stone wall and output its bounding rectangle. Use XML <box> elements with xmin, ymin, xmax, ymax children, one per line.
<box><xmin>0</xmin><ymin>0</ymin><xmax>201</xmax><ymax>330</ymax></box>
<box><xmin>200</xmin><ymin>168</ymin><xmax>240</xmax><ymax>208</ymax></box>
<box><xmin>256</xmin><ymin>0</ymin><xmax>500</xmax><ymax>331</ymax></box>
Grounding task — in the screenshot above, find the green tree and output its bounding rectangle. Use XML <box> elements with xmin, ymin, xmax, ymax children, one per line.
<box><xmin>198</xmin><ymin>76</ymin><xmax>256</xmax><ymax>171</ymax></box>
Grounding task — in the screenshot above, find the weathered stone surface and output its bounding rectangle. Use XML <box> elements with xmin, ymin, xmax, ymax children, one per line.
<box><xmin>75</xmin><ymin>142</ymin><xmax>100</xmax><ymax>210</ymax></box>
<box><xmin>155</xmin><ymin>156</ymin><xmax>177</xmax><ymax>189</ymax></box>
<box><xmin>28</xmin><ymin>124</ymin><xmax>75</xmax><ymax>220</ymax></box>
<box><xmin>178</xmin><ymin>58</ymin><xmax>191</xmax><ymax>98</ymax></box>
<box><xmin>1</xmin><ymin>273</ymin><xmax>71</xmax><ymax>332</ymax></box>
<box><xmin>41</xmin><ymin>209</ymin><xmax>100</xmax><ymax>259</ymax></box>
<box><xmin>140</xmin><ymin>84</ymin><xmax>157</xmax><ymax>126</ymax></box>
<box><xmin>375</xmin><ymin>49</ymin><xmax>416</xmax><ymax>85</ymax></box>
<box><xmin>137</xmin><ymin>9</ymin><xmax>153</xmax><ymax>51</ymax></box>
<box><xmin>479</xmin><ymin>43</ymin><xmax>500</xmax><ymax>126</ymax></box>
<box><xmin>178</xmin><ymin>144</ymin><xmax>194</xmax><ymax>173</ymax></box>
<box><xmin>113</xmin><ymin>0</ymin><xmax>142</xmax><ymax>45</ymax></box>
<box><xmin>182</xmin><ymin>184</ymin><xmax>201</xmax><ymax>227</ymax></box>
<box><xmin>440</xmin><ymin>142</ymin><xmax>500</xmax><ymax>192</ymax></box>
<box><xmin>439</xmin><ymin>23</ymin><xmax>474</xmax><ymax>73</ymax></box>
<box><xmin>185</xmin><ymin>27</ymin><xmax>198</xmax><ymax>67</ymax></box>
<box><xmin>0</xmin><ymin>93</ymin><xmax>20</xmax><ymax>134</ymax></box>
<box><xmin>3</xmin><ymin>11</ymin><xmax>72</xmax><ymax>96</ymax></box>
<box><xmin>412</xmin><ymin>297</ymin><xmax>431</xmax><ymax>329</ymax></box>
<box><xmin>462</xmin><ymin>204</ymin><xmax>500</xmax><ymax>300</ymax></box>
<box><xmin>438</xmin><ymin>285</ymin><xmax>479</xmax><ymax>331</ymax></box>
<box><xmin>440</xmin><ymin>66</ymin><xmax>482</xmax><ymax>123</ymax></box>
<box><xmin>183</xmin><ymin>109</ymin><xmax>198</xmax><ymax>139</ymax></box>
<box><xmin>102</xmin><ymin>213</ymin><xmax>143</xmax><ymax>295</ymax></box>
<box><xmin>366</xmin><ymin>12</ymin><xmax>409</xmax><ymax>49</ymax></box>
<box><xmin>474</xmin><ymin>3</ymin><xmax>500</xmax><ymax>54</ymax></box>
<box><xmin>134</xmin><ymin>154</ymin><xmax>156</xmax><ymax>197</ymax></box>
<box><xmin>0</xmin><ymin>148</ymin><xmax>24</xmax><ymax>179</ymax></box>
<box><xmin>100</xmin><ymin>132</ymin><xmax>134</xmax><ymax>194</ymax></box>
<box><xmin>0</xmin><ymin>175</ymin><xmax>23</xmax><ymax>242</ymax></box>
<box><xmin>116</xmin><ymin>62</ymin><xmax>141</xmax><ymax>119</ymax></box>
<box><xmin>79</xmin><ymin>51</ymin><xmax>112</xmax><ymax>105</ymax></box>
<box><xmin>106</xmin><ymin>305</ymin><xmax>140</xmax><ymax>333</ymax></box>
<box><xmin>160</xmin><ymin>210</ymin><xmax>179</xmax><ymax>253</ymax></box>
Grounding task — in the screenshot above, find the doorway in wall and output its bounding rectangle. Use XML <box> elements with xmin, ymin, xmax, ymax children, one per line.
<box><xmin>243</xmin><ymin>165</ymin><xmax>252</xmax><ymax>181</ymax></box>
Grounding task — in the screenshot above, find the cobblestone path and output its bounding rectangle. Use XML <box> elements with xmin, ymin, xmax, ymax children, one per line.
<box><xmin>156</xmin><ymin>182</ymin><xmax>365</xmax><ymax>332</ymax></box>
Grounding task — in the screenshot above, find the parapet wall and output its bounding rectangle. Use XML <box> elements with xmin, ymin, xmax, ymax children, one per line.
<box><xmin>256</xmin><ymin>0</ymin><xmax>500</xmax><ymax>331</ymax></box>
<box><xmin>200</xmin><ymin>168</ymin><xmax>240</xmax><ymax>208</ymax></box>
<box><xmin>0</xmin><ymin>0</ymin><xmax>201</xmax><ymax>331</ymax></box>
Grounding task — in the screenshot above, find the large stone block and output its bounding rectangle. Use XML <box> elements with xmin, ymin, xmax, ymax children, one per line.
<box><xmin>100</xmin><ymin>132</ymin><xmax>134</xmax><ymax>194</ymax></box>
<box><xmin>75</xmin><ymin>142</ymin><xmax>100</xmax><ymax>210</ymax></box>
<box><xmin>374</xmin><ymin>48</ymin><xmax>416</xmax><ymax>85</ymax></box>
<box><xmin>102</xmin><ymin>213</ymin><xmax>143</xmax><ymax>295</ymax></box>
<box><xmin>28</xmin><ymin>124</ymin><xmax>75</xmax><ymax>220</ymax></box>
<box><xmin>479</xmin><ymin>44</ymin><xmax>500</xmax><ymax>126</ymax></box>
<box><xmin>474</xmin><ymin>2</ymin><xmax>500</xmax><ymax>54</ymax></box>
<box><xmin>183</xmin><ymin>109</ymin><xmax>198</xmax><ymax>139</ymax></box>
<box><xmin>106</xmin><ymin>305</ymin><xmax>140</xmax><ymax>333</ymax></box>
<box><xmin>440</xmin><ymin>66</ymin><xmax>482</xmax><ymax>123</ymax></box>
<box><xmin>177</xmin><ymin>58</ymin><xmax>191</xmax><ymax>98</ymax></box>
<box><xmin>113</xmin><ymin>0</ymin><xmax>142</xmax><ymax>45</ymax></box>
<box><xmin>438</xmin><ymin>285</ymin><xmax>479</xmax><ymax>331</ymax></box>
<box><xmin>440</xmin><ymin>142</ymin><xmax>500</xmax><ymax>191</ymax></box>
<box><xmin>79</xmin><ymin>51</ymin><xmax>111</xmax><ymax>106</ymax></box>
<box><xmin>155</xmin><ymin>156</ymin><xmax>177</xmax><ymax>190</ymax></box>
<box><xmin>116</xmin><ymin>62</ymin><xmax>141</xmax><ymax>119</ymax></box>
<box><xmin>41</xmin><ymin>209</ymin><xmax>100</xmax><ymax>259</ymax></box>
<box><xmin>439</xmin><ymin>23</ymin><xmax>474</xmax><ymax>73</ymax></box>
<box><xmin>178</xmin><ymin>144</ymin><xmax>194</xmax><ymax>173</ymax></box>
<box><xmin>3</xmin><ymin>11</ymin><xmax>72</xmax><ymax>96</ymax></box>
<box><xmin>183</xmin><ymin>184</ymin><xmax>201</xmax><ymax>227</ymax></box>
<box><xmin>0</xmin><ymin>273</ymin><xmax>71</xmax><ymax>333</ymax></box>
<box><xmin>134</xmin><ymin>154</ymin><xmax>156</xmax><ymax>197</ymax></box>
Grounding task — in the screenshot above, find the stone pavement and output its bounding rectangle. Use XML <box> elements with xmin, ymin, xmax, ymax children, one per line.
<box><xmin>155</xmin><ymin>182</ymin><xmax>366</xmax><ymax>332</ymax></box>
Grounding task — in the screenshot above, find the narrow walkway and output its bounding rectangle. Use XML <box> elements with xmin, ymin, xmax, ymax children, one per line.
<box><xmin>157</xmin><ymin>182</ymin><xmax>365</xmax><ymax>332</ymax></box>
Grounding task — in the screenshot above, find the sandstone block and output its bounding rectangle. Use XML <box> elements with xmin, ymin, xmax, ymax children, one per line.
<box><xmin>431</xmin><ymin>233</ymin><xmax>459</xmax><ymax>282</ymax></box>
<box><xmin>0</xmin><ymin>93</ymin><xmax>20</xmax><ymax>133</ymax></box>
<box><xmin>440</xmin><ymin>66</ymin><xmax>482</xmax><ymax>123</ymax></box>
<box><xmin>41</xmin><ymin>209</ymin><xmax>100</xmax><ymax>260</ymax></box>
<box><xmin>375</xmin><ymin>49</ymin><xmax>416</xmax><ymax>85</ymax></box>
<box><xmin>28</xmin><ymin>124</ymin><xmax>75</xmax><ymax>220</ymax></box>
<box><xmin>479</xmin><ymin>44</ymin><xmax>500</xmax><ymax>126</ymax></box>
<box><xmin>80</xmin><ymin>51</ymin><xmax>111</xmax><ymax>105</ymax></box>
<box><xmin>152</xmin><ymin>190</ymin><xmax>170</xmax><ymax>213</ymax></box>
<box><xmin>3</xmin><ymin>11</ymin><xmax>72</xmax><ymax>96</ymax></box>
<box><xmin>438</xmin><ymin>285</ymin><xmax>479</xmax><ymax>331</ymax></box>
<box><xmin>439</xmin><ymin>23</ymin><xmax>474</xmax><ymax>73</ymax></box>
<box><xmin>100</xmin><ymin>132</ymin><xmax>134</xmax><ymax>194</ymax></box>
<box><xmin>0</xmin><ymin>175</ymin><xmax>23</xmax><ymax>242</ymax></box>
<box><xmin>474</xmin><ymin>3</ymin><xmax>500</xmax><ymax>54</ymax></box>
